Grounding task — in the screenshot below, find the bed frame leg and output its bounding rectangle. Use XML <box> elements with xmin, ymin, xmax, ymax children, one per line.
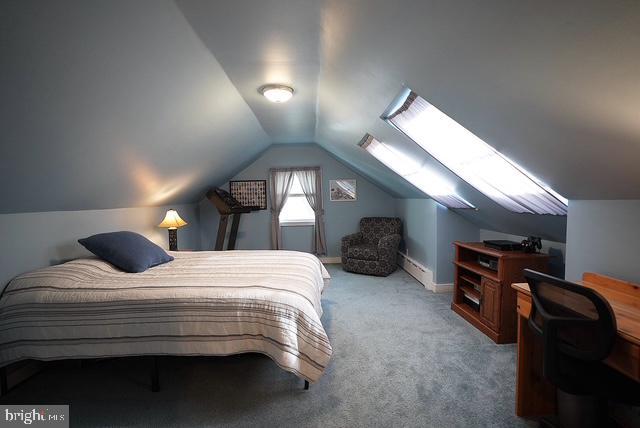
<box><xmin>304</xmin><ymin>380</ymin><xmax>309</xmax><ymax>390</ymax></box>
<box><xmin>151</xmin><ymin>356</ymin><xmax>159</xmax><ymax>392</ymax></box>
<box><xmin>1</xmin><ymin>367</ymin><xmax>7</xmax><ymax>396</ymax></box>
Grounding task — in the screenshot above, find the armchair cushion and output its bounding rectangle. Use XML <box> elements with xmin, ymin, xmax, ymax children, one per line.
<box><xmin>346</xmin><ymin>244</ymin><xmax>378</xmax><ymax>261</ymax></box>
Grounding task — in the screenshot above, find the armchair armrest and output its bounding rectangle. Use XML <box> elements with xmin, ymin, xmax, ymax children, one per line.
<box><xmin>341</xmin><ymin>232</ymin><xmax>363</xmax><ymax>247</ymax></box>
<box><xmin>341</xmin><ymin>232</ymin><xmax>363</xmax><ymax>262</ymax></box>
<box><xmin>378</xmin><ymin>234</ymin><xmax>402</xmax><ymax>262</ymax></box>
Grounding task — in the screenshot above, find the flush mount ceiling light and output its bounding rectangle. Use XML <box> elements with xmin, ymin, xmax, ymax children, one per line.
<box><xmin>259</xmin><ymin>84</ymin><xmax>294</xmax><ymax>103</ymax></box>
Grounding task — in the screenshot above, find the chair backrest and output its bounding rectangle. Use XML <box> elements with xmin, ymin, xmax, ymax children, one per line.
<box><xmin>359</xmin><ymin>217</ymin><xmax>402</xmax><ymax>245</ymax></box>
<box><xmin>524</xmin><ymin>269</ymin><xmax>617</xmax><ymax>384</ymax></box>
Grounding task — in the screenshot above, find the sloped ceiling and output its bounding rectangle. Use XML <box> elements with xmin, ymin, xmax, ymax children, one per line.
<box><xmin>3</xmin><ymin>0</ymin><xmax>639</xmax><ymax>242</ymax></box>
<box><xmin>311</xmin><ymin>0</ymin><xmax>639</xmax><ymax>240</ymax></box>
<box><xmin>177</xmin><ymin>0</ymin><xmax>322</xmax><ymax>143</ymax></box>
<box><xmin>317</xmin><ymin>0</ymin><xmax>640</xmax><ymax>192</ymax></box>
<box><xmin>1</xmin><ymin>0</ymin><xmax>269</xmax><ymax>213</ymax></box>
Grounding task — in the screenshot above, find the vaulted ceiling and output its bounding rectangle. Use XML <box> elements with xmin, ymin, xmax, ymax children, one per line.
<box><xmin>178</xmin><ymin>0</ymin><xmax>322</xmax><ymax>143</ymax></box>
<box><xmin>1</xmin><ymin>0</ymin><xmax>270</xmax><ymax>213</ymax></box>
<box><xmin>3</xmin><ymin>0</ymin><xmax>640</xmax><ymax>241</ymax></box>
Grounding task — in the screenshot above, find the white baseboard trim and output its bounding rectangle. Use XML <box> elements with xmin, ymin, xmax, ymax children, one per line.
<box><xmin>320</xmin><ymin>256</ymin><xmax>342</xmax><ymax>264</ymax></box>
<box><xmin>397</xmin><ymin>252</ymin><xmax>452</xmax><ymax>293</ymax></box>
<box><xmin>431</xmin><ymin>283</ymin><xmax>454</xmax><ymax>293</ymax></box>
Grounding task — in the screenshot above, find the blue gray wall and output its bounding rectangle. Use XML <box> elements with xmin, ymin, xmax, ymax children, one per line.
<box><xmin>435</xmin><ymin>206</ymin><xmax>481</xmax><ymax>283</ymax></box>
<box><xmin>395</xmin><ymin>199</ymin><xmax>479</xmax><ymax>284</ymax></box>
<box><xmin>395</xmin><ymin>197</ymin><xmax>570</xmax><ymax>284</ymax></box>
<box><xmin>198</xmin><ymin>144</ymin><xmax>397</xmax><ymax>256</ymax></box>
<box><xmin>1</xmin><ymin>0</ymin><xmax>269</xmax><ymax>214</ymax></box>
<box><xmin>396</xmin><ymin>199</ymin><xmax>437</xmax><ymax>272</ymax></box>
<box><xmin>565</xmin><ymin>200</ymin><xmax>640</xmax><ymax>283</ymax></box>
<box><xmin>0</xmin><ymin>204</ymin><xmax>200</xmax><ymax>289</ymax></box>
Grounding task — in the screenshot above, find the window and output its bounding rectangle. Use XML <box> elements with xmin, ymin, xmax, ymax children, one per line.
<box><xmin>360</xmin><ymin>134</ymin><xmax>475</xmax><ymax>209</ymax></box>
<box><xmin>279</xmin><ymin>174</ymin><xmax>315</xmax><ymax>225</ymax></box>
<box><xmin>382</xmin><ymin>88</ymin><xmax>568</xmax><ymax>215</ymax></box>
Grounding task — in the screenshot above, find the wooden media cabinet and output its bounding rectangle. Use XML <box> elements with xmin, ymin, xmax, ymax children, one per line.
<box><xmin>451</xmin><ymin>242</ymin><xmax>549</xmax><ymax>344</ymax></box>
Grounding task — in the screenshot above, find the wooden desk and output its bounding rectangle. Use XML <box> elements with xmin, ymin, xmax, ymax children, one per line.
<box><xmin>512</xmin><ymin>272</ymin><xmax>640</xmax><ymax>417</ymax></box>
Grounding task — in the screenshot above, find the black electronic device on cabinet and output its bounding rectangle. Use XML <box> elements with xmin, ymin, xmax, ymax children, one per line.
<box><xmin>483</xmin><ymin>240</ymin><xmax>522</xmax><ymax>251</ymax></box>
<box><xmin>478</xmin><ymin>254</ymin><xmax>499</xmax><ymax>271</ymax></box>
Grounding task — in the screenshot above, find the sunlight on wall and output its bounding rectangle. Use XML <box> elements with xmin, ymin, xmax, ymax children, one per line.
<box><xmin>126</xmin><ymin>158</ymin><xmax>198</xmax><ymax>206</ymax></box>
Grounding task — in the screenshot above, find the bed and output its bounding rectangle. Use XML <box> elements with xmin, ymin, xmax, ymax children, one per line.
<box><xmin>0</xmin><ymin>250</ymin><xmax>332</xmax><ymax>389</ymax></box>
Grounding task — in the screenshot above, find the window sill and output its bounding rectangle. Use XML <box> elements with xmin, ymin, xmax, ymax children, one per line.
<box><xmin>280</xmin><ymin>221</ymin><xmax>315</xmax><ymax>227</ymax></box>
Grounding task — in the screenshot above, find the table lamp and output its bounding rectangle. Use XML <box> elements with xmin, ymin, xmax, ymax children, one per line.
<box><xmin>158</xmin><ymin>209</ymin><xmax>188</xmax><ymax>251</ymax></box>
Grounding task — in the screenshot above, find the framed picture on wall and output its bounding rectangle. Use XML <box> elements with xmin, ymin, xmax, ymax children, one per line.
<box><xmin>229</xmin><ymin>180</ymin><xmax>267</xmax><ymax>210</ymax></box>
<box><xmin>330</xmin><ymin>179</ymin><xmax>357</xmax><ymax>201</ymax></box>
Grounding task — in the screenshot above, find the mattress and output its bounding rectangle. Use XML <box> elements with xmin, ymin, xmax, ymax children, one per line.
<box><xmin>0</xmin><ymin>250</ymin><xmax>332</xmax><ymax>383</ymax></box>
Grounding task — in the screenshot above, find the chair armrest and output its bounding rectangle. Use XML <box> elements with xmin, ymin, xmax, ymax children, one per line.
<box><xmin>378</xmin><ymin>234</ymin><xmax>402</xmax><ymax>261</ymax></box>
<box><xmin>341</xmin><ymin>232</ymin><xmax>363</xmax><ymax>262</ymax></box>
<box><xmin>341</xmin><ymin>232</ymin><xmax>363</xmax><ymax>247</ymax></box>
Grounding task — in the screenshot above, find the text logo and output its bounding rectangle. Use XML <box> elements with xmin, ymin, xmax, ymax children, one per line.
<box><xmin>1</xmin><ymin>406</ymin><xmax>68</xmax><ymax>428</ymax></box>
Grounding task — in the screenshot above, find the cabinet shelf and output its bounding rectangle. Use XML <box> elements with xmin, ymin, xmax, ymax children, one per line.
<box><xmin>460</xmin><ymin>284</ymin><xmax>481</xmax><ymax>301</ymax></box>
<box><xmin>459</xmin><ymin>274</ymin><xmax>481</xmax><ymax>289</ymax></box>
<box><xmin>454</xmin><ymin>260</ymin><xmax>500</xmax><ymax>282</ymax></box>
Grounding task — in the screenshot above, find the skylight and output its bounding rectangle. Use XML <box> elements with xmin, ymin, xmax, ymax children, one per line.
<box><xmin>359</xmin><ymin>134</ymin><xmax>475</xmax><ymax>209</ymax></box>
<box><xmin>382</xmin><ymin>89</ymin><xmax>568</xmax><ymax>215</ymax></box>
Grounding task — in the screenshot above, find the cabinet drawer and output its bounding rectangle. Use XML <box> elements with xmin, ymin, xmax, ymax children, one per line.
<box><xmin>606</xmin><ymin>339</ymin><xmax>640</xmax><ymax>382</ymax></box>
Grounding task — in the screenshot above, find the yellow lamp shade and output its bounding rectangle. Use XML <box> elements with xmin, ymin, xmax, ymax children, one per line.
<box><xmin>158</xmin><ymin>209</ymin><xmax>188</xmax><ymax>229</ymax></box>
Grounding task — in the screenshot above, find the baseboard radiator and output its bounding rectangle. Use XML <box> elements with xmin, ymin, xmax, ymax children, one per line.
<box><xmin>397</xmin><ymin>252</ymin><xmax>453</xmax><ymax>293</ymax></box>
<box><xmin>319</xmin><ymin>256</ymin><xmax>342</xmax><ymax>264</ymax></box>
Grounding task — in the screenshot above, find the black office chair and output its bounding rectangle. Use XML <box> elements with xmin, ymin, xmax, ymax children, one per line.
<box><xmin>524</xmin><ymin>269</ymin><xmax>640</xmax><ymax>428</ymax></box>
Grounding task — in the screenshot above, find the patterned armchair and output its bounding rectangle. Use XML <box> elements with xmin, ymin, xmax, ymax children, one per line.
<box><xmin>341</xmin><ymin>217</ymin><xmax>403</xmax><ymax>276</ymax></box>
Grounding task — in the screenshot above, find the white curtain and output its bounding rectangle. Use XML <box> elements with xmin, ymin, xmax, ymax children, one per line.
<box><xmin>269</xmin><ymin>169</ymin><xmax>295</xmax><ymax>250</ymax></box>
<box><xmin>295</xmin><ymin>168</ymin><xmax>327</xmax><ymax>256</ymax></box>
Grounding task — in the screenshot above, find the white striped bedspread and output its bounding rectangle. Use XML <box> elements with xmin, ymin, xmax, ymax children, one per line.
<box><xmin>0</xmin><ymin>250</ymin><xmax>332</xmax><ymax>383</ymax></box>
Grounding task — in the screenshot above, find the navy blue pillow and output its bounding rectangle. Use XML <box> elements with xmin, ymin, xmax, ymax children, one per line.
<box><xmin>78</xmin><ymin>231</ymin><xmax>174</xmax><ymax>273</ymax></box>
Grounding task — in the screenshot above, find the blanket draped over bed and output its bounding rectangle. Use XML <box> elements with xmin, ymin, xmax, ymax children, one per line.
<box><xmin>0</xmin><ymin>250</ymin><xmax>332</xmax><ymax>383</ymax></box>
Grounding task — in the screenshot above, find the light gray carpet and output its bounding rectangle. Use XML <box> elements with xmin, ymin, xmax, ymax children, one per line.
<box><xmin>1</xmin><ymin>265</ymin><xmax>535</xmax><ymax>427</ymax></box>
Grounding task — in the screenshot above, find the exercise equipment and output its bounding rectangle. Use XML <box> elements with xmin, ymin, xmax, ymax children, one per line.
<box><xmin>206</xmin><ymin>187</ymin><xmax>252</xmax><ymax>250</ymax></box>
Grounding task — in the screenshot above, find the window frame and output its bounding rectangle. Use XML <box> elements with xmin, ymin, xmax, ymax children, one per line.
<box><xmin>279</xmin><ymin>174</ymin><xmax>316</xmax><ymax>227</ymax></box>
